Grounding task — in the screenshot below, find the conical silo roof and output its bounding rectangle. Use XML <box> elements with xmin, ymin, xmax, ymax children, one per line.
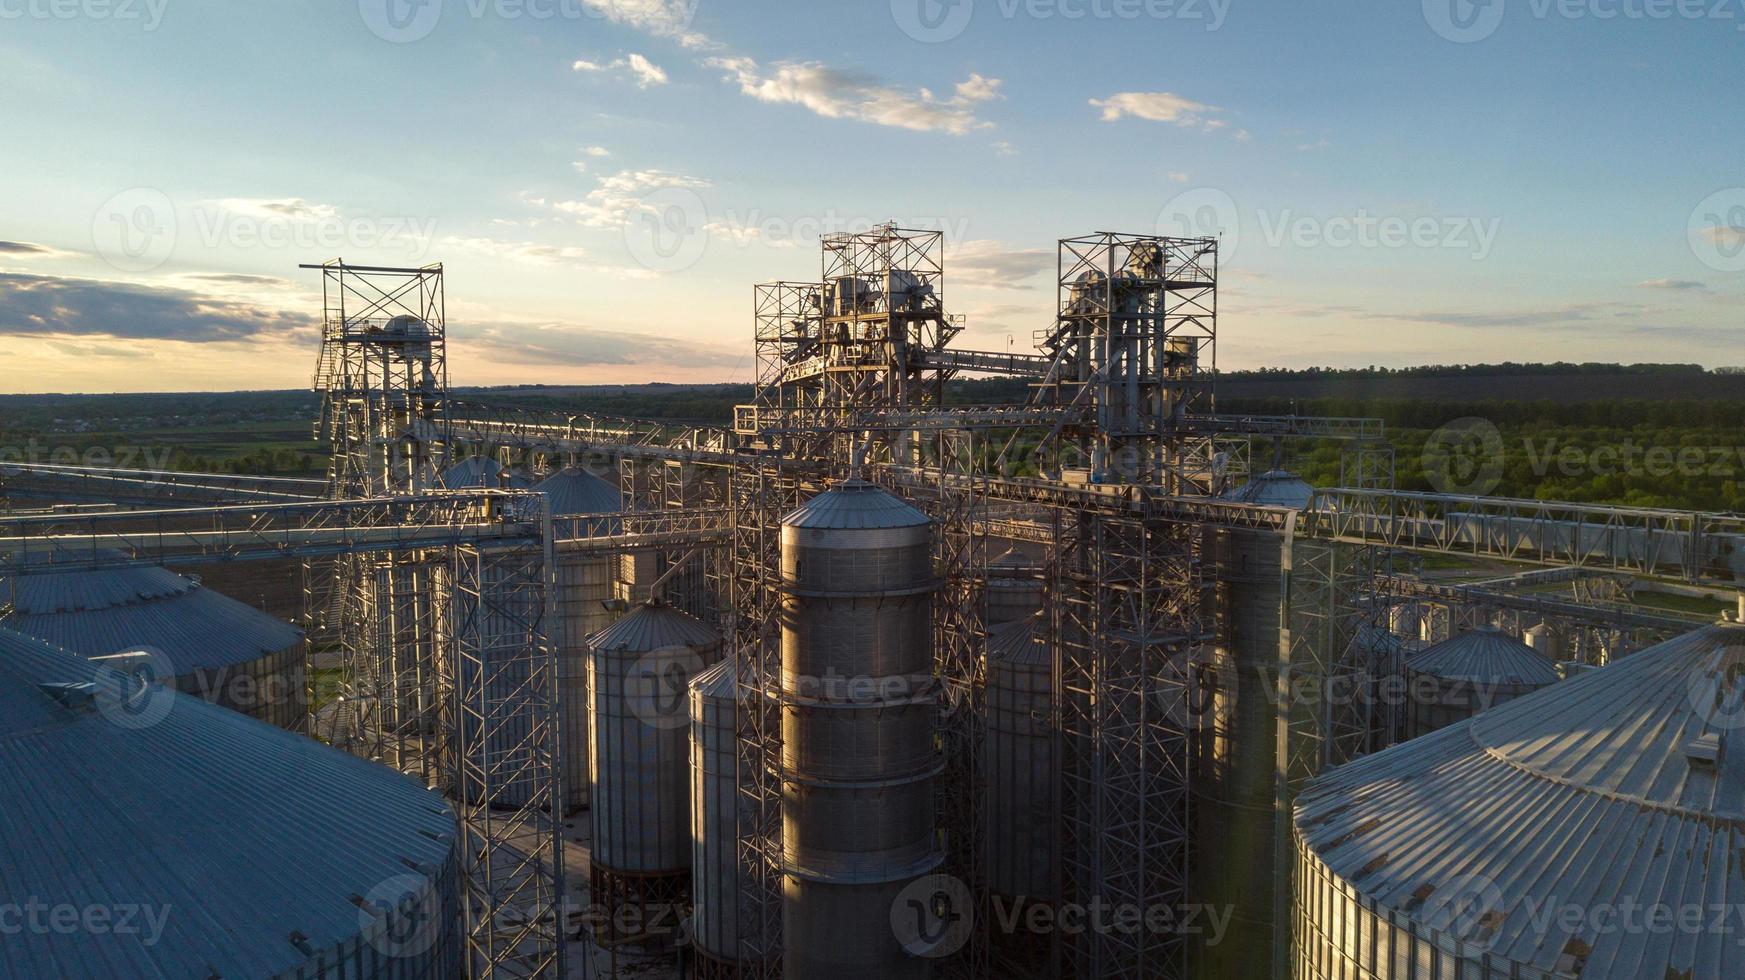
<box><xmin>589</xmin><ymin>600</ymin><xmax>722</xmax><ymax>653</ymax></box>
<box><xmin>1</xmin><ymin>553</ymin><xmax>303</xmax><ymax>675</ymax></box>
<box><xmin>1295</xmin><ymin>621</ymin><xmax>1745</xmax><ymax>978</ymax></box>
<box><xmin>782</xmin><ymin>479</ymin><xmax>929</xmax><ymax>530</ymax></box>
<box><xmin>1221</xmin><ymin>470</ymin><xmax>1314</xmax><ymax>509</ymax></box>
<box><xmin>534</xmin><ymin>467</ymin><xmax>622</xmax><ymax>516</ymax></box>
<box><xmin>1404</xmin><ymin>626</ymin><xmax>1560</xmax><ymax>686</ymax></box>
<box><xmin>989</xmin><ymin>615</ymin><xmax>1050</xmax><ymax>668</ymax></box>
<box><xmin>0</xmin><ymin>626</ymin><xmax>458</xmax><ymax>978</ymax></box>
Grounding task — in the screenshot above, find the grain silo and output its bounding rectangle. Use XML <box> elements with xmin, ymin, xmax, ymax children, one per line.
<box><xmin>1402</xmin><ymin>626</ymin><xmax>1560</xmax><ymax>739</ymax></box>
<box><xmin>986</xmin><ymin>546</ymin><xmax>1045</xmax><ymax>627</ymax></box>
<box><xmin>1293</xmin><ymin>618</ymin><xmax>1745</xmax><ymax>980</ymax></box>
<box><xmin>780</xmin><ymin>479</ymin><xmax>942</xmax><ymax>980</ymax></box>
<box><xmin>984</xmin><ymin>612</ymin><xmax>1057</xmax><ymax>970</ymax></box>
<box><xmin>0</xmin><ymin>625</ymin><xmax>461</xmax><ymax>978</ymax></box>
<box><xmin>1190</xmin><ymin>469</ymin><xmax>1311</xmax><ymax>979</ymax></box>
<box><xmin>1</xmin><ymin>554</ymin><xmax>307</xmax><ymax>730</ymax></box>
<box><xmin>537</xmin><ymin>466</ymin><xmax>625</xmax><ymax>813</ymax></box>
<box><xmin>689</xmin><ymin>657</ymin><xmax>771</xmax><ymax>979</ymax></box>
<box><xmin>589</xmin><ymin>599</ymin><xmax>722</xmax><ymax>938</ymax></box>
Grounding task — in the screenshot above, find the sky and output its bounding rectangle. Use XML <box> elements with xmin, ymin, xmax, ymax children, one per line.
<box><xmin>1</xmin><ymin>0</ymin><xmax>1741</xmax><ymax>393</ymax></box>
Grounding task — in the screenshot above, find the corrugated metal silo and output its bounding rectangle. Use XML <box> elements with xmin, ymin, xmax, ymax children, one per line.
<box><xmin>1189</xmin><ymin>470</ymin><xmax>1310</xmax><ymax>979</ymax></box>
<box><xmin>0</xmin><ymin>625</ymin><xmax>462</xmax><ymax>978</ymax></box>
<box><xmin>589</xmin><ymin>599</ymin><xmax>722</xmax><ymax>937</ymax></box>
<box><xmin>689</xmin><ymin>658</ymin><xmax>772</xmax><ymax>978</ymax></box>
<box><xmin>1294</xmin><ymin>619</ymin><xmax>1745</xmax><ymax>980</ymax></box>
<box><xmin>779</xmin><ymin>479</ymin><xmax>942</xmax><ymax>980</ymax></box>
<box><xmin>1</xmin><ymin>554</ymin><xmax>307</xmax><ymax>730</ymax></box>
<box><xmin>984</xmin><ymin>613</ymin><xmax>1057</xmax><ymax>903</ymax></box>
<box><xmin>986</xmin><ymin>546</ymin><xmax>1044</xmax><ymax>627</ymax></box>
<box><xmin>1402</xmin><ymin>626</ymin><xmax>1560</xmax><ymax>739</ymax></box>
<box><xmin>538</xmin><ymin>466</ymin><xmax>625</xmax><ymax>813</ymax></box>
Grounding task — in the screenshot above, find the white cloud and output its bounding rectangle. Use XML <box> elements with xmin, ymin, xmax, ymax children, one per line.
<box><xmin>441</xmin><ymin>236</ymin><xmax>592</xmax><ymax>265</ymax></box>
<box><xmin>575</xmin><ymin>0</ymin><xmax>715</xmax><ymax>50</ymax></box>
<box><xmin>1089</xmin><ymin>91</ymin><xmax>1220</xmax><ymax>128</ymax></box>
<box><xmin>948</xmin><ymin>240</ymin><xmax>1053</xmax><ymax>290</ymax></box>
<box><xmin>1638</xmin><ymin>278</ymin><xmax>1708</xmax><ymax>291</ymax></box>
<box><xmin>552</xmin><ymin>168</ymin><xmax>711</xmax><ymax>229</ymax></box>
<box><xmin>1168</xmin><ymin>171</ymin><xmax>1190</xmax><ymax>184</ymax></box>
<box><xmin>705</xmin><ymin>57</ymin><xmax>1002</xmax><ymax>136</ymax></box>
<box><xmin>573</xmin><ymin>52</ymin><xmax>668</xmax><ymax>88</ymax></box>
<box><xmin>991</xmin><ymin>140</ymin><xmax>1018</xmax><ymax>156</ymax></box>
<box><xmin>583</xmin><ymin>145</ymin><xmax>612</xmax><ymax>158</ymax></box>
<box><xmin>210</xmin><ymin>198</ymin><xmax>340</xmax><ymax>222</ymax></box>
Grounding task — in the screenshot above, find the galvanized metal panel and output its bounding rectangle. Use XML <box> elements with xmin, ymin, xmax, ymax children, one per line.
<box><xmin>1295</xmin><ymin>623</ymin><xmax>1745</xmax><ymax>980</ymax></box>
<box><xmin>0</xmin><ymin>626</ymin><xmax>462</xmax><ymax>979</ymax></box>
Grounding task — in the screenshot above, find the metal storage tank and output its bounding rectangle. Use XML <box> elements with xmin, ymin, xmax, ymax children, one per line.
<box><xmin>1188</xmin><ymin>470</ymin><xmax>1310</xmax><ymax>979</ymax></box>
<box><xmin>1523</xmin><ymin>621</ymin><xmax>1563</xmax><ymax>661</ymax></box>
<box><xmin>780</xmin><ymin>479</ymin><xmax>943</xmax><ymax>980</ymax></box>
<box><xmin>438</xmin><ymin>455</ymin><xmax>530</xmax><ymax>490</ymax></box>
<box><xmin>986</xmin><ymin>546</ymin><xmax>1045</xmax><ymax>626</ymax></box>
<box><xmin>1402</xmin><ymin>627</ymin><xmax>1560</xmax><ymax>739</ymax></box>
<box><xmin>538</xmin><ymin>466</ymin><xmax>625</xmax><ymax>813</ymax></box>
<box><xmin>588</xmin><ymin>599</ymin><xmax>722</xmax><ymax>936</ymax></box>
<box><xmin>984</xmin><ymin>613</ymin><xmax>1057</xmax><ymax>903</ymax></box>
<box><xmin>689</xmin><ymin>658</ymin><xmax>772</xmax><ymax>979</ymax></box>
<box><xmin>0</xmin><ymin>625</ymin><xmax>462</xmax><ymax>979</ymax></box>
<box><xmin>1</xmin><ymin>554</ymin><xmax>307</xmax><ymax>730</ymax></box>
<box><xmin>1294</xmin><ymin>618</ymin><xmax>1745</xmax><ymax>980</ymax></box>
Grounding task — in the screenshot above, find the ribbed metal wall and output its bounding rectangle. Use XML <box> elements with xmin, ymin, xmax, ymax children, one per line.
<box><xmin>555</xmin><ymin>552</ymin><xmax>616</xmax><ymax>812</ymax></box>
<box><xmin>1295</xmin><ymin>621</ymin><xmax>1745</xmax><ymax>980</ymax></box>
<box><xmin>1194</xmin><ymin>525</ymin><xmax>1284</xmax><ymax>980</ymax></box>
<box><xmin>689</xmin><ymin>658</ymin><xmax>766</xmax><ymax>973</ymax></box>
<box><xmin>1401</xmin><ymin>628</ymin><xmax>1560</xmax><ymax>740</ymax></box>
<box><xmin>984</xmin><ymin>615</ymin><xmax>1056</xmax><ymax>903</ymax></box>
<box><xmin>589</xmin><ymin>601</ymin><xmax>723</xmax><ymax>876</ymax></box>
<box><xmin>0</xmin><ymin>625</ymin><xmax>464</xmax><ymax>979</ymax></box>
<box><xmin>780</xmin><ymin>480</ymin><xmax>942</xmax><ymax>980</ymax></box>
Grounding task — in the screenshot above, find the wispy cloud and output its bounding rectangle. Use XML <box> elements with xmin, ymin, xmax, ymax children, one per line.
<box><xmin>705</xmin><ymin>58</ymin><xmax>1002</xmax><ymax>135</ymax></box>
<box><xmin>1638</xmin><ymin>278</ymin><xmax>1707</xmax><ymax>291</ymax></box>
<box><xmin>1089</xmin><ymin>91</ymin><xmax>1220</xmax><ymax>129</ymax></box>
<box><xmin>0</xmin><ymin>241</ymin><xmax>73</xmax><ymax>259</ymax></box>
<box><xmin>208</xmin><ymin>197</ymin><xmax>339</xmax><ymax>221</ymax></box>
<box><xmin>461</xmin><ymin>321</ymin><xmax>740</xmax><ymax>368</ymax></box>
<box><xmin>0</xmin><ymin>272</ymin><xmax>313</xmax><ymax>343</ymax></box>
<box><xmin>552</xmin><ymin>169</ymin><xmax>712</xmax><ymax>229</ymax></box>
<box><xmin>948</xmin><ymin>240</ymin><xmax>1053</xmax><ymax>290</ymax></box>
<box><xmin>573</xmin><ymin>52</ymin><xmax>668</xmax><ymax>88</ymax></box>
<box><xmin>575</xmin><ymin>0</ymin><xmax>715</xmax><ymax>51</ymax></box>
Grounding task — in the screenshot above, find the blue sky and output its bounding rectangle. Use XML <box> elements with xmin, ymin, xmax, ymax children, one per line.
<box><xmin>1</xmin><ymin>0</ymin><xmax>1740</xmax><ymax>392</ymax></box>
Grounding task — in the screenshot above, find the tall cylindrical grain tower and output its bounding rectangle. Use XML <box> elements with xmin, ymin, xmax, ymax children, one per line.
<box><xmin>779</xmin><ymin>480</ymin><xmax>943</xmax><ymax>980</ymax></box>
